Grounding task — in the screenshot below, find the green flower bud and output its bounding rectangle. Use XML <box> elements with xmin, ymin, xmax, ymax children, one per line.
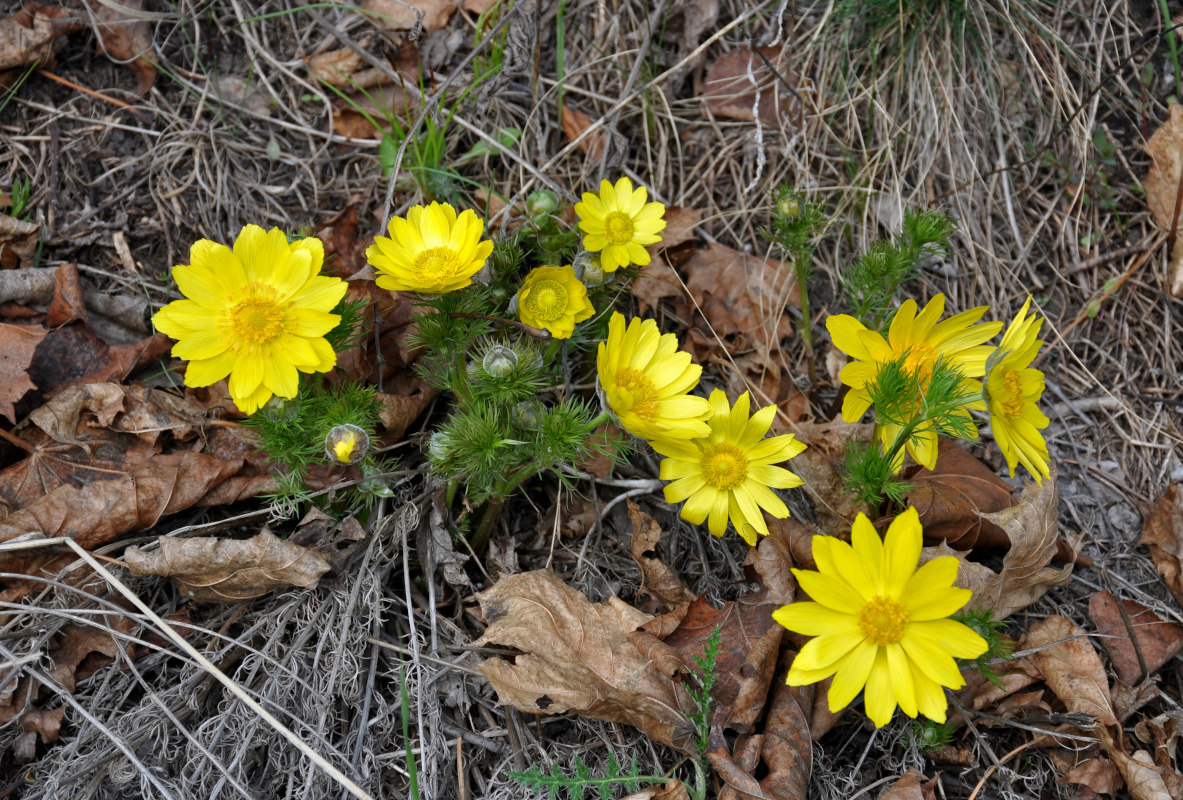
<box><xmin>325</xmin><ymin>424</ymin><xmax>369</xmax><ymax>465</ymax></box>
<box><xmin>511</xmin><ymin>399</ymin><xmax>547</xmax><ymax>430</ymax></box>
<box><xmin>777</xmin><ymin>196</ymin><xmax>801</xmax><ymax>220</ymax></box>
<box><xmin>482</xmin><ymin>345</ymin><xmax>518</xmax><ymax>377</ymax></box>
<box><xmin>526</xmin><ymin>189</ymin><xmax>560</xmax><ymax>218</ymax></box>
<box><xmin>260</xmin><ymin>395</ymin><xmax>300</xmax><ymax>424</ymax></box>
<box><xmin>572</xmin><ymin>250</ymin><xmax>608</xmax><ymax>287</ymax></box>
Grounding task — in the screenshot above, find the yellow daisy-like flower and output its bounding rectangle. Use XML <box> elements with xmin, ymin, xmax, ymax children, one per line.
<box><xmin>985</xmin><ymin>296</ymin><xmax>1050</xmax><ymax>484</ymax></box>
<box><xmin>652</xmin><ymin>390</ymin><xmax>806</xmax><ymax>545</ymax></box>
<box><xmin>517</xmin><ymin>265</ymin><xmax>594</xmax><ymax>339</ymax></box>
<box><xmin>827</xmin><ymin>294</ymin><xmax>1003</xmax><ymax>471</ymax></box>
<box><xmin>152</xmin><ymin>225</ymin><xmax>347</xmax><ymax>415</ymax></box>
<box><xmin>773</xmin><ymin>508</ymin><xmax>987</xmax><ymax>728</ymax></box>
<box><xmin>574</xmin><ymin>177</ymin><xmax>666</xmax><ymax>272</ymax></box>
<box><xmin>366</xmin><ymin>202</ymin><xmax>494</xmax><ymax>294</ymax></box>
<box><xmin>596</xmin><ymin>312</ymin><xmax>711</xmax><ymax>440</ymax></box>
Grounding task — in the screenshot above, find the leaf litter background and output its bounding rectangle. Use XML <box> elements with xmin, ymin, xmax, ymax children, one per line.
<box><xmin>1</xmin><ymin>1</ymin><xmax>1183</xmax><ymax>799</ymax></box>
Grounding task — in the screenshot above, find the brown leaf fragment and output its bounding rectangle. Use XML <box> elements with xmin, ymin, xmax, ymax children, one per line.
<box><xmin>1144</xmin><ymin>102</ymin><xmax>1183</xmax><ymax>296</ymax></box>
<box><xmin>876</xmin><ymin>770</ymin><xmax>931</xmax><ymax>800</ymax></box>
<box><xmin>307</xmin><ymin>44</ymin><xmax>369</xmax><ymax>87</ymax></box>
<box><xmin>474</xmin><ymin>570</ymin><xmax>697</xmax><ymax>754</ymax></box>
<box><xmin>1088</xmin><ymin>590</ymin><xmax>1183</xmax><ymax>686</ymax></box>
<box><xmin>703</xmin><ymin>46</ymin><xmax>803</xmax><ymax>130</ymax></box>
<box><xmin>289</xmin><ymin>508</ymin><xmax>367</xmax><ymax>577</ymax></box>
<box><xmin>707</xmin><ymin>726</ymin><xmax>772</xmax><ymax>800</ymax></box>
<box><xmin>0</xmin><ymin>4</ymin><xmax>82</xmax><ymax>71</ymax></box>
<box><xmin>45</xmin><ymin>262</ymin><xmax>87</xmax><ymax>328</ymax></box>
<box><xmin>757</xmin><ymin>678</ymin><xmax>812</xmax><ymax>800</ymax></box>
<box><xmin>377</xmin><ymin>379</ymin><xmax>437</xmax><ymax>440</ymax></box>
<box><xmin>628</xmin><ymin>501</ymin><xmax>696</xmax><ymax>612</ymax></box>
<box><xmin>1061</xmin><ymin>756</ymin><xmax>1122</xmax><ymax>798</ymax></box>
<box><xmin>561</xmin><ymin>103</ymin><xmax>609</xmax><ymax>160</ymax></box>
<box><xmin>1100</xmin><ymin>726</ymin><xmax>1174</xmax><ymax>800</ymax></box>
<box><xmin>901</xmin><ymin>443</ymin><xmax>1016</xmax><ymax>549</ymax></box>
<box><xmin>363</xmin><ymin>0</ymin><xmax>454</xmax><ymax>32</ymax></box>
<box><xmin>1138</xmin><ymin>484</ymin><xmax>1183</xmax><ymax>608</ymax></box>
<box><xmin>0</xmin><ymin>214</ymin><xmax>40</xmax><ymax>269</ymax></box>
<box><xmin>621</xmin><ymin>781</ymin><xmax>691</xmax><ymax>800</ymax></box>
<box><xmin>772</xmin><ymin>419</ymin><xmax>872</xmax><ymax>532</ymax></box>
<box><xmin>0</xmin><ymin>322</ymin><xmax>45</xmax><ymax>422</ymax></box>
<box><xmin>123</xmin><ymin>529</ymin><xmax>330</xmax><ymax>603</ymax></box>
<box><xmin>1135</xmin><ymin>711</ymin><xmax>1183</xmax><ymax>798</ymax></box>
<box><xmin>421</xmin><ymin>487</ymin><xmax>471</xmax><ymax>589</ymax></box>
<box><xmin>86</xmin><ymin>0</ymin><xmax>156</xmax><ymax>95</ymax></box>
<box><xmin>631</xmin><ymin>254</ymin><xmax>686</xmax><ymax>316</ymax></box>
<box><xmin>1025</xmin><ymin>615</ymin><xmax>1117</xmax><ymax>727</ymax></box>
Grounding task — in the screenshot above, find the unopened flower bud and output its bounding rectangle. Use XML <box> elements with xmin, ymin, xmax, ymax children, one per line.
<box><xmin>325</xmin><ymin>424</ymin><xmax>369</xmax><ymax>465</ymax></box>
<box><xmin>506</xmin><ymin>292</ymin><xmax>520</xmax><ymax>316</ymax></box>
<box><xmin>260</xmin><ymin>395</ymin><xmax>300</xmax><ymax>424</ymax></box>
<box><xmin>526</xmin><ymin>189</ymin><xmax>560</xmax><ymax>218</ymax></box>
<box><xmin>777</xmin><ymin>196</ymin><xmax>802</xmax><ymax>220</ymax></box>
<box><xmin>511</xmin><ymin>399</ymin><xmax>546</xmax><ymax>430</ymax></box>
<box><xmin>482</xmin><ymin>345</ymin><xmax>518</xmax><ymax>377</ymax></box>
<box><xmin>572</xmin><ymin>250</ymin><xmax>608</xmax><ymax>287</ymax></box>
<box><xmin>360</xmin><ymin>463</ymin><xmax>395</xmax><ymax>497</ymax></box>
<box><xmin>427</xmin><ymin>431</ymin><xmax>453</xmax><ymax>463</ymax></box>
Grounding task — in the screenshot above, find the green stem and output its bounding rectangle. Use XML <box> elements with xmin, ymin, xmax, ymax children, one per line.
<box><xmin>470</xmin><ymin>466</ymin><xmax>540</xmax><ymax>553</ymax></box>
<box><xmin>795</xmin><ymin>249</ymin><xmax>817</xmax><ymax>390</ymax></box>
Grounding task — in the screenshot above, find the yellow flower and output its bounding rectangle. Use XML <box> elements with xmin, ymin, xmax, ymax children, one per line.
<box><xmin>653</xmin><ymin>390</ymin><xmax>806</xmax><ymax>545</ymax></box>
<box><xmin>773</xmin><ymin>508</ymin><xmax>987</xmax><ymax>728</ymax></box>
<box><xmin>596</xmin><ymin>312</ymin><xmax>711</xmax><ymax>440</ymax></box>
<box><xmin>574</xmin><ymin>177</ymin><xmax>666</xmax><ymax>272</ymax></box>
<box><xmin>985</xmin><ymin>296</ymin><xmax>1050</xmax><ymax>484</ymax></box>
<box><xmin>826</xmin><ymin>294</ymin><xmax>1002</xmax><ymax>470</ymax></box>
<box><xmin>366</xmin><ymin>202</ymin><xmax>494</xmax><ymax>294</ymax></box>
<box><xmin>517</xmin><ymin>265</ymin><xmax>594</xmax><ymax>339</ymax></box>
<box><xmin>325</xmin><ymin>424</ymin><xmax>369</xmax><ymax>465</ymax></box>
<box><xmin>152</xmin><ymin>226</ymin><xmax>347</xmax><ymax>415</ymax></box>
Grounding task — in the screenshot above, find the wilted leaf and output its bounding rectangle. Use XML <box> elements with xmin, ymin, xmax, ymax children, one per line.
<box><xmin>703</xmin><ymin>46</ymin><xmax>803</xmax><ymax>129</ymax></box>
<box><xmin>875</xmin><ymin>770</ymin><xmax>933</xmax><ymax>800</ymax></box>
<box><xmin>0</xmin><ymin>322</ymin><xmax>45</xmax><ymax>422</ymax></box>
<box><xmin>901</xmin><ymin>444</ymin><xmax>1015</xmax><ymax>549</ymax></box>
<box><xmin>377</xmin><ymin>379</ymin><xmax>437</xmax><ymax>439</ymax></box>
<box><xmin>0</xmin><ymin>214</ymin><xmax>39</xmax><ymax>269</ymax></box>
<box><xmin>363</xmin><ymin>0</ymin><xmax>454</xmax><ymax>32</ymax></box>
<box><xmin>628</xmin><ymin>501</ymin><xmax>696</xmax><ymax>612</ymax></box>
<box><xmin>772</xmin><ymin>419</ymin><xmax>872</xmax><ymax>533</ymax></box>
<box><xmin>123</xmin><ymin>529</ymin><xmax>330</xmax><ymax>602</ymax></box>
<box><xmin>308</xmin><ymin>44</ymin><xmax>368</xmax><ymax>86</ymax></box>
<box><xmin>752</xmin><ymin>677</ymin><xmax>812</xmax><ymax>800</ymax></box>
<box><xmin>1143</xmin><ymin>103</ymin><xmax>1183</xmax><ymax>296</ymax></box>
<box><xmin>1061</xmin><ymin>757</ymin><xmax>1122</xmax><ymax>798</ymax></box>
<box><xmin>1025</xmin><ymin>615</ymin><xmax>1116</xmax><ymax>727</ymax></box>
<box><xmin>45</xmin><ymin>260</ymin><xmax>87</xmax><ymax>327</ymax></box>
<box><xmin>86</xmin><ymin>0</ymin><xmax>156</xmax><ymax>95</ymax></box>
<box><xmin>0</xmin><ymin>3</ymin><xmax>81</xmax><ymax>71</ymax></box>
<box><xmin>1089</xmin><ymin>590</ymin><xmax>1183</xmax><ymax>687</ymax></box>
<box><xmin>474</xmin><ymin>570</ymin><xmax>697</xmax><ymax>754</ymax></box>
<box><xmin>289</xmin><ymin>507</ymin><xmax>367</xmax><ymax>577</ymax></box>
<box><xmin>1100</xmin><ymin>726</ymin><xmax>1174</xmax><ymax>800</ymax></box>
<box><xmin>421</xmin><ymin>487</ymin><xmax>471</xmax><ymax>589</ymax></box>
<box><xmin>621</xmin><ymin>780</ymin><xmax>691</xmax><ymax>800</ymax></box>
<box><xmin>631</xmin><ymin>207</ymin><xmax>704</xmax><ymax>315</ymax></box>
<box><xmin>561</xmin><ymin>103</ymin><xmax>608</xmax><ymax>160</ymax></box>
<box><xmin>1138</xmin><ymin>484</ymin><xmax>1183</xmax><ymax>608</ymax></box>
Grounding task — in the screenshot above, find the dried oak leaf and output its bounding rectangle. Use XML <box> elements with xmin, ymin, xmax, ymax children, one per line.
<box><xmin>900</xmin><ymin>443</ymin><xmax>1015</xmax><ymax>549</ymax></box>
<box><xmin>628</xmin><ymin>501</ymin><xmax>696</xmax><ymax>612</ymax></box>
<box><xmin>0</xmin><ymin>214</ymin><xmax>40</xmax><ymax>269</ymax></box>
<box><xmin>86</xmin><ymin>0</ymin><xmax>156</xmax><ymax>95</ymax></box>
<box><xmin>1144</xmin><ymin>102</ymin><xmax>1183</xmax><ymax>296</ymax></box>
<box><xmin>703</xmin><ymin>46</ymin><xmax>803</xmax><ymax>130</ymax></box>
<box><xmin>561</xmin><ymin>103</ymin><xmax>608</xmax><ymax>160</ymax></box>
<box><xmin>0</xmin><ymin>3</ymin><xmax>81</xmax><ymax>71</ymax></box>
<box><xmin>1025</xmin><ymin>615</ymin><xmax>1117</xmax><ymax>727</ymax></box>
<box><xmin>308</xmin><ymin>43</ymin><xmax>369</xmax><ymax>87</ymax></box>
<box><xmin>1061</xmin><ymin>756</ymin><xmax>1122</xmax><ymax>798</ymax></box>
<box><xmin>1099</xmin><ymin>726</ymin><xmax>1174</xmax><ymax>800</ymax></box>
<box><xmin>363</xmin><ymin>0</ymin><xmax>453</xmax><ymax>32</ymax></box>
<box><xmin>0</xmin><ymin>322</ymin><xmax>45</xmax><ymax>423</ymax></box>
<box><xmin>876</xmin><ymin>770</ymin><xmax>935</xmax><ymax>800</ymax></box>
<box><xmin>123</xmin><ymin>529</ymin><xmax>330</xmax><ymax>603</ymax></box>
<box><xmin>1138</xmin><ymin>484</ymin><xmax>1183</xmax><ymax>608</ymax></box>
<box><xmin>771</xmin><ymin>419</ymin><xmax>872</xmax><ymax>533</ymax></box>
<box><xmin>1089</xmin><ymin>590</ymin><xmax>1183</xmax><ymax>687</ymax></box>
<box><xmin>474</xmin><ymin>569</ymin><xmax>697</xmax><ymax>754</ymax></box>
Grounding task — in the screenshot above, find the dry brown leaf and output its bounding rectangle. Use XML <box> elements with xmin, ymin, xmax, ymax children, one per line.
<box><xmin>86</xmin><ymin>0</ymin><xmax>156</xmax><ymax>95</ymax></box>
<box><xmin>752</xmin><ymin>677</ymin><xmax>812</xmax><ymax>800</ymax></box>
<box><xmin>0</xmin><ymin>3</ymin><xmax>82</xmax><ymax>72</ymax></box>
<box><xmin>875</xmin><ymin>770</ymin><xmax>933</xmax><ymax>800</ymax></box>
<box><xmin>1100</xmin><ymin>726</ymin><xmax>1174</xmax><ymax>800</ymax></box>
<box><xmin>421</xmin><ymin>487</ymin><xmax>471</xmax><ymax>589</ymax></box>
<box><xmin>628</xmin><ymin>501</ymin><xmax>696</xmax><ymax>612</ymax></box>
<box><xmin>561</xmin><ymin>103</ymin><xmax>609</xmax><ymax>160</ymax></box>
<box><xmin>1089</xmin><ymin>590</ymin><xmax>1183</xmax><ymax>687</ymax></box>
<box><xmin>475</xmin><ymin>570</ymin><xmax>697</xmax><ymax>754</ymax></box>
<box><xmin>1025</xmin><ymin>615</ymin><xmax>1117</xmax><ymax>727</ymax></box>
<box><xmin>308</xmin><ymin>44</ymin><xmax>368</xmax><ymax>87</ymax></box>
<box><xmin>0</xmin><ymin>214</ymin><xmax>40</xmax><ymax>269</ymax></box>
<box><xmin>1135</xmin><ymin>711</ymin><xmax>1183</xmax><ymax>798</ymax></box>
<box><xmin>0</xmin><ymin>322</ymin><xmax>45</xmax><ymax>423</ymax></box>
<box><xmin>363</xmin><ymin>0</ymin><xmax>454</xmax><ymax>32</ymax></box>
<box><xmin>1143</xmin><ymin>102</ymin><xmax>1183</xmax><ymax>295</ymax></box>
<box><xmin>631</xmin><ymin>254</ymin><xmax>686</xmax><ymax>316</ymax></box>
<box><xmin>289</xmin><ymin>508</ymin><xmax>367</xmax><ymax>578</ymax></box>
<box><xmin>772</xmin><ymin>419</ymin><xmax>872</xmax><ymax>533</ymax></box>
<box><xmin>899</xmin><ymin>444</ymin><xmax>1015</xmax><ymax>549</ymax></box>
<box><xmin>1061</xmin><ymin>757</ymin><xmax>1122</xmax><ymax>798</ymax></box>
<box><xmin>377</xmin><ymin>379</ymin><xmax>437</xmax><ymax>439</ymax></box>
<box><xmin>123</xmin><ymin>529</ymin><xmax>330</xmax><ymax>602</ymax></box>
<box><xmin>1138</xmin><ymin>484</ymin><xmax>1183</xmax><ymax>608</ymax></box>
<box><xmin>620</xmin><ymin>780</ymin><xmax>691</xmax><ymax>800</ymax></box>
<box><xmin>703</xmin><ymin>46</ymin><xmax>803</xmax><ymax>129</ymax></box>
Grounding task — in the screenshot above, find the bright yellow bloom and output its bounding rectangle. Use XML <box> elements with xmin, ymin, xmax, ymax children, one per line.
<box><xmin>652</xmin><ymin>390</ymin><xmax>806</xmax><ymax>545</ymax></box>
<box><xmin>596</xmin><ymin>312</ymin><xmax>711</xmax><ymax>440</ymax></box>
<box><xmin>325</xmin><ymin>424</ymin><xmax>369</xmax><ymax>465</ymax></box>
<box><xmin>574</xmin><ymin>178</ymin><xmax>666</xmax><ymax>272</ymax></box>
<box><xmin>827</xmin><ymin>295</ymin><xmax>1002</xmax><ymax>470</ymax></box>
<box><xmin>774</xmin><ymin>508</ymin><xmax>987</xmax><ymax>728</ymax></box>
<box><xmin>367</xmin><ymin>202</ymin><xmax>494</xmax><ymax>294</ymax></box>
<box><xmin>152</xmin><ymin>226</ymin><xmax>347</xmax><ymax>415</ymax></box>
<box><xmin>985</xmin><ymin>296</ymin><xmax>1050</xmax><ymax>484</ymax></box>
<box><xmin>517</xmin><ymin>265</ymin><xmax>594</xmax><ymax>339</ymax></box>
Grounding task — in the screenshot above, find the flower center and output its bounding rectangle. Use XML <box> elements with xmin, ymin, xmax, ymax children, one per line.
<box><xmin>1001</xmin><ymin>369</ymin><xmax>1025</xmax><ymax>418</ymax></box>
<box><xmin>857</xmin><ymin>595</ymin><xmax>909</xmax><ymax>646</ymax></box>
<box><xmin>615</xmin><ymin>367</ymin><xmax>659</xmax><ymax>421</ymax></box>
<box><xmin>900</xmin><ymin>343</ymin><xmax>937</xmax><ymax>387</ymax></box>
<box><xmin>412</xmin><ymin>247</ymin><xmax>462</xmax><ymax>282</ymax></box>
<box><xmin>524</xmin><ymin>280</ymin><xmax>567</xmax><ymax>321</ymax></box>
<box><xmin>222</xmin><ymin>285</ymin><xmax>287</xmax><ymax>354</ymax></box>
<box><xmin>603</xmin><ymin>211</ymin><xmax>635</xmax><ymax>247</ymax></box>
<box><xmin>701</xmin><ymin>443</ymin><xmax>749</xmax><ymax>491</ymax></box>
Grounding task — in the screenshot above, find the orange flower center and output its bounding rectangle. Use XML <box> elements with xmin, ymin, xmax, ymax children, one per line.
<box><xmin>1001</xmin><ymin>369</ymin><xmax>1025</xmax><ymax>418</ymax></box>
<box><xmin>603</xmin><ymin>211</ymin><xmax>635</xmax><ymax>247</ymax></box>
<box><xmin>412</xmin><ymin>246</ymin><xmax>463</xmax><ymax>282</ymax></box>
<box><xmin>857</xmin><ymin>595</ymin><xmax>909</xmax><ymax>646</ymax></box>
<box><xmin>524</xmin><ymin>279</ymin><xmax>567</xmax><ymax>322</ymax></box>
<box><xmin>701</xmin><ymin>443</ymin><xmax>748</xmax><ymax>491</ymax></box>
<box><xmin>900</xmin><ymin>343</ymin><xmax>937</xmax><ymax>387</ymax></box>
<box><xmin>615</xmin><ymin>367</ymin><xmax>659</xmax><ymax>421</ymax></box>
<box><xmin>222</xmin><ymin>285</ymin><xmax>287</xmax><ymax>354</ymax></box>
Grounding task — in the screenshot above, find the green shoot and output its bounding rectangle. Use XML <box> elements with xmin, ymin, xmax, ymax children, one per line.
<box><xmin>400</xmin><ymin>665</ymin><xmax>420</xmax><ymax>800</ymax></box>
<box><xmin>686</xmin><ymin>626</ymin><xmax>721</xmax><ymax>762</ymax></box>
<box><xmin>510</xmin><ymin>754</ymin><xmax>669</xmax><ymax>800</ymax></box>
<box><xmin>915</xmin><ymin>718</ymin><xmax>957</xmax><ymax>752</ymax></box>
<box><xmin>6</xmin><ymin>176</ymin><xmax>31</xmax><ymax>221</ymax></box>
<box><xmin>954</xmin><ymin>608</ymin><xmax>1015</xmax><ymax>688</ymax></box>
<box><xmin>764</xmin><ymin>188</ymin><xmax>825</xmax><ymax>387</ymax></box>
